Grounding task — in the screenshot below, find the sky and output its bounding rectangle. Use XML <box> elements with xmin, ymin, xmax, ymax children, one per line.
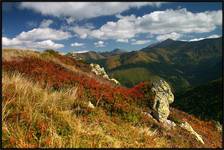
<box><xmin>2</xmin><ymin>2</ymin><xmax>222</xmax><ymax>53</ymax></box>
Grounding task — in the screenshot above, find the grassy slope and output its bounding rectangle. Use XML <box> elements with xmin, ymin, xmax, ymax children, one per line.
<box><xmin>111</xmin><ymin>68</ymin><xmax>161</xmax><ymax>87</ymax></box>
<box><xmin>2</xmin><ymin>49</ymin><xmax>222</xmax><ymax>148</ymax></box>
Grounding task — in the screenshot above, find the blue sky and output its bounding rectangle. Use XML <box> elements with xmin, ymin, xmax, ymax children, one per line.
<box><xmin>2</xmin><ymin>2</ymin><xmax>222</xmax><ymax>53</ymax></box>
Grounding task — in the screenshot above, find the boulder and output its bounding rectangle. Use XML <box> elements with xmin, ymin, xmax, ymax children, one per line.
<box><xmin>148</xmin><ymin>80</ymin><xmax>174</xmax><ymax>123</ymax></box>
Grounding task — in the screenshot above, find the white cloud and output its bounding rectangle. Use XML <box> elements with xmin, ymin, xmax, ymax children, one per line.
<box><xmin>3</xmin><ymin>37</ymin><xmax>64</xmax><ymax>49</ymax></box>
<box><xmin>131</xmin><ymin>39</ymin><xmax>151</xmax><ymax>45</ymax></box>
<box><xmin>188</xmin><ymin>34</ymin><xmax>221</xmax><ymax>41</ymax></box>
<box><xmin>33</xmin><ymin>40</ymin><xmax>64</xmax><ymax>49</ymax></box>
<box><xmin>20</xmin><ymin>2</ymin><xmax>163</xmax><ymax>20</ymax></box>
<box><xmin>156</xmin><ymin>32</ymin><xmax>181</xmax><ymax>41</ymax></box>
<box><xmin>2</xmin><ymin>27</ymin><xmax>69</xmax><ymax>50</ymax></box>
<box><xmin>70</xmin><ymin>9</ymin><xmax>221</xmax><ymax>42</ymax></box>
<box><xmin>117</xmin><ymin>39</ymin><xmax>129</xmax><ymax>43</ymax></box>
<box><xmin>71</xmin><ymin>42</ymin><xmax>84</xmax><ymax>47</ymax></box>
<box><xmin>17</xmin><ymin>28</ymin><xmax>71</xmax><ymax>41</ymax></box>
<box><xmin>94</xmin><ymin>41</ymin><xmax>105</xmax><ymax>47</ymax></box>
<box><xmin>73</xmin><ymin>50</ymin><xmax>90</xmax><ymax>53</ymax></box>
<box><xmin>65</xmin><ymin>17</ymin><xmax>75</xmax><ymax>24</ymax></box>
<box><xmin>3</xmin><ymin>37</ymin><xmax>22</xmax><ymax>47</ymax></box>
<box><xmin>71</xmin><ymin>26</ymin><xmax>91</xmax><ymax>39</ymax></box>
<box><xmin>136</xmin><ymin>9</ymin><xmax>222</xmax><ymax>34</ymax></box>
<box><xmin>207</xmin><ymin>34</ymin><xmax>221</xmax><ymax>39</ymax></box>
<box><xmin>39</xmin><ymin>19</ymin><xmax>53</xmax><ymax>28</ymax></box>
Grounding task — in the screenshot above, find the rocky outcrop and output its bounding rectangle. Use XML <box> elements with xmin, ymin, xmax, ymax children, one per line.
<box><xmin>146</xmin><ymin>80</ymin><xmax>204</xmax><ymax>144</ymax></box>
<box><xmin>90</xmin><ymin>63</ymin><xmax>109</xmax><ymax>79</ymax></box>
<box><xmin>90</xmin><ymin>63</ymin><xmax>120</xmax><ymax>85</ymax></box>
<box><xmin>180</xmin><ymin>121</ymin><xmax>204</xmax><ymax>144</ymax></box>
<box><xmin>148</xmin><ymin>80</ymin><xmax>174</xmax><ymax>123</ymax></box>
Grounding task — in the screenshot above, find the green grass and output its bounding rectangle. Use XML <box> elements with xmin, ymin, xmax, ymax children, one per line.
<box><xmin>111</xmin><ymin>68</ymin><xmax>161</xmax><ymax>87</ymax></box>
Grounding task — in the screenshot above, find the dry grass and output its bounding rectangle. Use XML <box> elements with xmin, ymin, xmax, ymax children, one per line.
<box><xmin>2</xmin><ymin>71</ymin><xmax>82</xmax><ymax>147</ymax></box>
<box><xmin>2</xmin><ymin>72</ymin><xmax>158</xmax><ymax>148</ymax></box>
<box><xmin>3</xmin><ymin>48</ymin><xmax>40</xmax><ymax>61</ymax></box>
<box><xmin>2</xmin><ymin>48</ymin><xmax>111</xmax><ymax>85</ymax></box>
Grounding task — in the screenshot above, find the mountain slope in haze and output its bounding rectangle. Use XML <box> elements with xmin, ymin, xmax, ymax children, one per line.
<box><xmin>173</xmin><ymin>79</ymin><xmax>222</xmax><ymax>122</ymax></box>
<box><xmin>101</xmin><ymin>48</ymin><xmax>127</xmax><ymax>57</ymax></box>
<box><xmin>67</xmin><ymin>51</ymin><xmax>105</xmax><ymax>61</ymax></box>
<box><xmin>2</xmin><ymin>48</ymin><xmax>222</xmax><ymax>148</ymax></box>
<box><xmin>73</xmin><ymin>37</ymin><xmax>222</xmax><ymax>93</ymax></box>
<box><xmin>66</xmin><ymin>48</ymin><xmax>126</xmax><ymax>62</ymax></box>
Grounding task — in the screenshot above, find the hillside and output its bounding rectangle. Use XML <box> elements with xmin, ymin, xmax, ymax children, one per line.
<box><xmin>66</xmin><ymin>51</ymin><xmax>105</xmax><ymax>61</ymax></box>
<box><xmin>2</xmin><ymin>48</ymin><xmax>222</xmax><ymax>148</ymax></box>
<box><xmin>72</xmin><ymin>37</ymin><xmax>222</xmax><ymax>94</ymax></box>
<box><xmin>173</xmin><ymin>79</ymin><xmax>222</xmax><ymax>122</ymax></box>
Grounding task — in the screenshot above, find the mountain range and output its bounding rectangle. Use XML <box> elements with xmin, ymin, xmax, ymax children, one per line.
<box><xmin>68</xmin><ymin>37</ymin><xmax>222</xmax><ymax>94</ymax></box>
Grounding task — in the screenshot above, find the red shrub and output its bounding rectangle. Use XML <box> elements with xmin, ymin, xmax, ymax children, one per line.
<box><xmin>3</xmin><ymin>57</ymin><xmax>147</xmax><ymax>114</ymax></box>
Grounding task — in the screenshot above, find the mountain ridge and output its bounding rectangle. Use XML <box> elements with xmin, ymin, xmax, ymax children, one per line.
<box><xmin>70</xmin><ymin>37</ymin><xmax>221</xmax><ymax>93</ymax></box>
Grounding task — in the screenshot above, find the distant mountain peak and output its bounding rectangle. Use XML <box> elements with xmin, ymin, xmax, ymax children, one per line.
<box><xmin>112</xmin><ymin>48</ymin><xmax>124</xmax><ymax>52</ymax></box>
<box><xmin>161</xmin><ymin>38</ymin><xmax>176</xmax><ymax>44</ymax></box>
<box><xmin>111</xmin><ymin>48</ymin><xmax>126</xmax><ymax>54</ymax></box>
<box><xmin>164</xmin><ymin>38</ymin><xmax>175</xmax><ymax>41</ymax></box>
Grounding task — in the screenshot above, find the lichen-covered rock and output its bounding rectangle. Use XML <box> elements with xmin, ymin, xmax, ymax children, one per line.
<box><xmin>87</xmin><ymin>101</ymin><xmax>95</xmax><ymax>109</ymax></box>
<box><xmin>180</xmin><ymin>121</ymin><xmax>204</xmax><ymax>144</ymax></box>
<box><xmin>148</xmin><ymin>80</ymin><xmax>174</xmax><ymax>123</ymax></box>
<box><xmin>90</xmin><ymin>63</ymin><xmax>120</xmax><ymax>85</ymax></box>
<box><xmin>90</xmin><ymin>63</ymin><xmax>109</xmax><ymax>79</ymax></box>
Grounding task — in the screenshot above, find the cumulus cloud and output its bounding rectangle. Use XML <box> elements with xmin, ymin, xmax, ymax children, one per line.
<box><xmin>20</xmin><ymin>2</ymin><xmax>163</xmax><ymax>20</ymax></box>
<box><xmin>188</xmin><ymin>34</ymin><xmax>221</xmax><ymax>41</ymax></box>
<box><xmin>94</xmin><ymin>41</ymin><xmax>105</xmax><ymax>47</ymax></box>
<box><xmin>3</xmin><ymin>37</ymin><xmax>23</xmax><ymax>47</ymax></box>
<box><xmin>2</xmin><ymin>27</ymin><xmax>69</xmax><ymax>50</ymax></box>
<box><xmin>156</xmin><ymin>32</ymin><xmax>182</xmax><ymax>41</ymax></box>
<box><xmin>131</xmin><ymin>39</ymin><xmax>151</xmax><ymax>45</ymax></box>
<box><xmin>3</xmin><ymin>37</ymin><xmax>64</xmax><ymax>49</ymax></box>
<box><xmin>33</xmin><ymin>40</ymin><xmax>64</xmax><ymax>49</ymax></box>
<box><xmin>71</xmin><ymin>26</ymin><xmax>91</xmax><ymax>39</ymax></box>
<box><xmin>39</xmin><ymin>19</ymin><xmax>53</xmax><ymax>28</ymax></box>
<box><xmin>70</xmin><ymin>9</ymin><xmax>221</xmax><ymax>42</ymax></box>
<box><xmin>17</xmin><ymin>28</ymin><xmax>71</xmax><ymax>41</ymax></box>
<box><xmin>71</xmin><ymin>42</ymin><xmax>84</xmax><ymax>47</ymax></box>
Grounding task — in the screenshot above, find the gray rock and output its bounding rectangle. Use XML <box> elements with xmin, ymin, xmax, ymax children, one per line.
<box><xmin>148</xmin><ymin>80</ymin><xmax>174</xmax><ymax>123</ymax></box>
<box><xmin>90</xmin><ymin>63</ymin><xmax>120</xmax><ymax>85</ymax></box>
<box><xmin>87</xmin><ymin>101</ymin><xmax>95</xmax><ymax>109</ymax></box>
<box><xmin>180</xmin><ymin>121</ymin><xmax>204</xmax><ymax>144</ymax></box>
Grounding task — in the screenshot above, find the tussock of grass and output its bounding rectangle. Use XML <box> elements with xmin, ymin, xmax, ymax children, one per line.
<box><xmin>2</xmin><ymin>72</ymin><xmax>82</xmax><ymax>147</ymax></box>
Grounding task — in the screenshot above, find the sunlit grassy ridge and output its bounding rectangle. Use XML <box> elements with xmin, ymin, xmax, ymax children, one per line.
<box><xmin>2</xmin><ymin>48</ymin><xmax>222</xmax><ymax>148</ymax></box>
